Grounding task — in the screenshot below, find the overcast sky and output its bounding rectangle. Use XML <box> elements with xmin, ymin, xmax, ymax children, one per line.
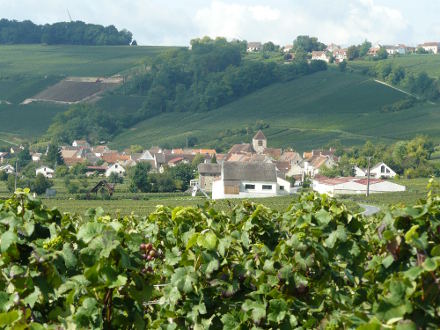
<box><xmin>1</xmin><ymin>0</ymin><xmax>439</xmax><ymax>46</ymax></box>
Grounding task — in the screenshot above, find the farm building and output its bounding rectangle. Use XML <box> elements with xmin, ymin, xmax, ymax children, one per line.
<box><xmin>312</xmin><ymin>176</ymin><xmax>405</xmax><ymax>196</ymax></box>
<box><xmin>105</xmin><ymin>163</ymin><xmax>126</xmax><ymax>177</ymax></box>
<box><xmin>212</xmin><ymin>162</ymin><xmax>291</xmax><ymax>200</ymax></box>
<box><xmin>198</xmin><ymin>163</ymin><xmax>221</xmax><ymax>192</ymax></box>
<box><xmin>36</xmin><ymin>166</ymin><xmax>54</xmax><ymax>178</ymax></box>
<box><xmin>418</xmin><ymin>42</ymin><xmax>440</xmax><ymax>54</ymax></box>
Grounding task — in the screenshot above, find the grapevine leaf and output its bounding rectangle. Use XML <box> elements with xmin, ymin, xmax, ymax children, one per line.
<box><xmin>77</xmin><ymin>222</ymin><xmax>104</xmax><ymax>244</ymax></box>
<box><xmin>1</xmin><ymin>231</ymin><xmax>17</xmax><ymax>252</ymax></box>
<box><xmin>0</xmin><ymin>310</ymin><xmax>20</xmax><ymax>327</ymax></box>
<box><xmin>242</xmin><ymin>300</ymin><xmax>267</xmax><ymax>324</ymax></box>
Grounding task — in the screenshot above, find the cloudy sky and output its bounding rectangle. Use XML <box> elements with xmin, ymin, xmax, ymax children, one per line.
<box><xmin>1</xmin><ymin>0</ymin><xmax>439</xmax><ymax>46</ymax></box>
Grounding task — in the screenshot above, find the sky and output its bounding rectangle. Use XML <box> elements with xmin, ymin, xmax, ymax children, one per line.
<box><xmin>1</xmin><ymin>0</ymin><xmax>439</xmax><ymax>46</ymax></box>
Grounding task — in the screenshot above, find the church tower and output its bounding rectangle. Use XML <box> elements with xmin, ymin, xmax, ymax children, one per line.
<box><xmin>252</xmin><ymin>130</ymin><xmax>267</xmax><ymax>154</ymax></box>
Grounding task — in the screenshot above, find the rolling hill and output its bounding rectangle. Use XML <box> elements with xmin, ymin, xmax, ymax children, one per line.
<box><xmin>0</xmin><ymin>45</ymin><xmax>174</xmax><ymax>140</ymax></box>
<box><xmin>111</xmin><ymin>69</ymin><xmax>440</xmax><ymax>152</ymax></box>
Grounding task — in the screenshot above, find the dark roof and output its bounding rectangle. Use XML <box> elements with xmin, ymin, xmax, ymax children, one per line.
<box><xmin>229</xmin><ymin>143</ymin><xmax>253</xmax><ymax>154</ymax></box>
<box><xmin>253</xmin><ymin>130</ymin><xmax>266</xmax><ymax>140</ymax></box>
<box><xmin>198</xmin><ymin>163</ymin><xmax>221</xmax><ymax>175</ymax></box>
<box><xmin>223</xmin><ymin>162</ymin><xmax>277</xmax><ymax>182</ymax></box>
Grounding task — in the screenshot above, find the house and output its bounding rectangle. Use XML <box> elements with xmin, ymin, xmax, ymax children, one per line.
<box><xmin>105</xmin><ymin>163</ymin><xmax>125</xmax><ymax>177</ymax></box>
<box><xmin>326</xmin><ymin>43</ymin><xmax>341</xmax><ymax>52</ymax></box>
<box><xmin>312</xmin><ymin>176</ymin><xmax>405</xmax><ymax>196</ymax></box>
<box><xmin>0</xmin><ymin>152</ymin><xmax>7</xmax><ymax>164</ymax></box>
<box><xmin>36</xmin><ymin>166</ymin><xmax>54</xmax><ymax>178</ymax></box>
<box><xmin>168</xmin><ymin>157</ymin><xmax>186</xmax><ymax>167</ymax></box>
<box><xmin>311</xmin><ymin>51</ymin><xmax>330</xmax><ymax>63</ymax></box>
<box><xmin>212</xmin><ymin>162</ymin><xmax>291</xmax><ymax>200</ymax></box>
<box><xmin>354</xmin><ymin>166</ymin><xmax>367</xmax><ymax>177</ymax></box>
<box><xmin>384</xmin><ymin>45</ymin><xmax>406</xmax><ymax>55</ymax></box>
<box><xmin>101</xmin><ymin>152</ymin><xmax>131</xmax><ymax>164</ymax></box>
<box><xmin>31</xmin><ymin>153</ymin><xmax>42</xmax><ymax>162</ymax></box>
<box><xmin>247</xmin><ymin>42</ymin><xmax>262</xmax><ymax>52</ymax></box>
<box><xmin>418</xmin><ymin>42</ymin><xmax>440</xmax><ymax>54</ymax></box>
<box><xmin>0</xmin><ymin>164</ymin><xmax>15</xmax><ymax>174</ymax></box>
<box><xmin>368</xmin><ymin>45</ymin><xmax>381</xmax><ymax>56</ymax></box>
<box><xmin>333</xmin><ymin>49</ymin><xmax>347</xmax><ymax>63</ymax></box>
<box><xmin>198</xmin><ymin>163</ymin><xmax>221</xmax><ymax>192</ymax></box>
<box><xmin>370</xmin><ymin>162</ymin><xmax>397</xmax><ymax>178</ymax></box>
<box><xmin>72</xmin><ymin>140</ymin><xmax>91</xmax><ymax>149</ymax></box>
<box><xmin>303</xmin><ymin>155</ymin><xmax>337</xmax><ymax>177</ymax></box>
<box><xmin>283</xmin><ymin>44</ymin><xmax>293</xmax><ymax>53</ymax></box>
<box><xmin>92</xmin><ymin>145</ymin><xmax>110</xmax><ymax>157</ymax></box>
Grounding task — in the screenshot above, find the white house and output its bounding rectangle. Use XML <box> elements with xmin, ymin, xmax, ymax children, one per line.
<box><xmin>36</xmin><ymin>166</ymin><xmax>54</xmax><ymax>178</ymax></box>
<box><xmin>247</xmin><ymin>42</ymin><xmax>262</xmax><ymax>52</ymax></box>
<box><xmin>0</xmin><ymin>164</ymin><xmax>15</xmax><ymax>174</ymax></box>
<box><xmin>418</xmin><ymin>42</ymin><xmax>440</xmax><ymax>54</ymax></box>
<box><xmin>283</xmin><ymin>44</ymin><xmax>293</xmax><ymax>53</ymax></box>
<box><xmin>370</xmin><ymin>162</ymin><xmax>397</xmax><ymax>178</ymax></box>
<box><xmin>32</xmin><ymin>153</ymin><xmax>42</xmax><ymax>162</ymax></box>
<box><xmin>212</xmin><ymin>162</ymin><xmax>291</xmax><ymax>200</ymax></box>
<box><xmin>354</xmin><ymin>166</ymin><xmax>367</xmax><ymax>177</ymax></box>
<box><xmin>311</xmin><ymin>51</ymin><xmax>330</xmax><ymax>63</ymax></box>
<box><xmin>72</xmin><ymin>140</ymin><xmax>91</xmax><ymax>148</ymax></box>
<box><xmin>384</xmin><ymin>45</ymin><xmax>406</xmax><ymax>55</ymax></box>
<box><xmin>313</xmin><ymin>176</ymin><xmax>405</xmax><ymax>197</ymax></box>
<box><xmin>105</xmin><ymin>163</ymin><xmax>125</xmax><ymax>177</ymax></box>
<box><xmin>303</xmin><ymin>155</ymin><xmax>337</xmax><ymax>177</ymax></box>
<box><xmin>333</xmin><ymin>49</ymin><xmax>347</xmax><ymax>63</ymax></box>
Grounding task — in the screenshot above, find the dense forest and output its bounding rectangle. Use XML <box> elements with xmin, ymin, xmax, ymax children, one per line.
<box><xmin>47</xmin><ymin>37</ymin><xmax>328</xmax><ymax>143</ymax></box>
<box><xmin>0</xmin><ymin>19</ymin><xmax>133</xmax><ymax>45</ymax></box>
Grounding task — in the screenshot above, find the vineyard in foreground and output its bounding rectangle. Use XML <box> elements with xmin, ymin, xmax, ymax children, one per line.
<box><xmin>0</xmin><ymin>184</ymin><xmax>440</xmax><ymax>329</ymax></box>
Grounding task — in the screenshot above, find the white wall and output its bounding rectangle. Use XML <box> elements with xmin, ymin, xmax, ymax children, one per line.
<box><xmin>105</xmin><ymin>164</ymin><xmax>125</xmax><ymax>177</ymax></box>
<box><xmin>212</xmin><ymin>179</ymin><xmax>291</xmax><ymax>200</ymax></box>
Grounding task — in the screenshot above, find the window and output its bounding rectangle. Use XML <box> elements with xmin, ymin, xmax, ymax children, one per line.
<box><xmin>381</xmin><ymin>165</ymin><xmax>385</xmax><ymax>173</ymax></box>
<box><xmin>280</xmin><ymin>186</ymin><xmax>284</xmax><ymax>190</ymax></box>
<box><xmin>262</xmin><ymin>185</ymin><xmax>272</xmax><ymax>190</ymax></box>
<box><xmin>258</xmin><ymin>140</ymin><xmax>263</xmax><ymax>146</ymax></box>
<box><xmin>245</xmin><ymin>184</ymin><xmax>255</xmax><ymax>190</ymax></box>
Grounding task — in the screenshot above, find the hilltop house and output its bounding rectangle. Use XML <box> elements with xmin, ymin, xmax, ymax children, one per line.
<box><xmin>311</xmin><ymin>51</ymin><xmax>330</xmax><ymax>62</ymax></box>
<box><xmin>313</xmin><ymin>176</ymin><xmax>405</xmax><ymax>196</ymax></box>
<box><xmin>418</xmin><ymin>42</ymin><xmax>440</xmax><ymax>54</ymax></box>
<box><xmin>247</xmin><ymin>42</ymin><xmax>262</xmax><ymax>52</ymax></box>
<box><xmin>283</xmin><ymin>44</ymin><xmax>293</xmax><ymax>53</ymax></box>
<box><xmin>36</xmin><ymin>166</ymin><xmax>54</xmax><ymax>178</ymax></box>
<box><xmin>384</xmin><ymin>45</ymin><xmax>406</xmax><ymax>55</ymax></box>
<box><xmin>332</xmin><ymin>49</ymin><xmax>347</xmax><ymax>63</ymax></box>
<box><xmin>105</xmin><ymin>163</ymin><xmax>125</xmax><ymax>177</ymax></box>
<box><xmin>212</xmin><ymin>162</ymin><xmax>291</xmax><ymax>200</ymax></box>
<box><xmin>72</xmin><ymin>140</ymin><xmax>91</xmax><ymax>149</ymax></box>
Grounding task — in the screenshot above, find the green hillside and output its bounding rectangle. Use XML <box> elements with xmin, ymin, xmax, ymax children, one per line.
<box><xmin>0</xmin><ymin>45</ymin><xmax>173</xmax><ymax>139</ymax></box>
<box><xmin>349</xmin><ymin>54</ymin><xmax>440</xmax><ymax>79</ymax></box>
<box><xmin>111</xmin><ymin>69</ymin><xmax>440</xmax><ymax>151</ymax></box>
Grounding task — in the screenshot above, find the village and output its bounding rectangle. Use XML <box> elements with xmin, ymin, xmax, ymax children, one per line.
<box><xmin>247</xmin><ymin>40</ymin><xmax>440</xmax><ymax>63</ymax></box>
<box><xmin>0</xmin><ymin>130</ymin><xmax>406</xmax><ymax>199</ymax></box>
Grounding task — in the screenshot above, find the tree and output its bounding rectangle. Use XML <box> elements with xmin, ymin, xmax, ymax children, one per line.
<box><xmin>17</xmin><ymin>145</ymin><xmax>31</xmax><ymax>167</ymax></box>
<box><xmin>211</xmin><ymin>154</ymin><xmax>217</xmax><ymax>164</ymax></box>
<box><xmin>191</xmin><ymin>154</ymin><xmax>205</xmax><ymax>168</ymax></box>
<box><xmin>338</xmin><ymin>60</ymin><xmax>347</xmax><ymax>72</ymax></box>
<box><xmin>377</xmin><ymin>47</ymin><xmax>388</xmax><ymax>60</ymax></box>
<box><xmin>108</xmin><ymin>172</ymin><xmax>123</xmax><ymax>184</ymax></box>
<box><xmin>32</xmin><ymin>173</ymin><xmax>53</xmax><ymax>195</ymax></box>
<box><xmin>359</xmin><ymin>40</ymin><xmax>372</xmax><ymax>57</ymax></box>
<box><xmin>262</xmin><ymin>41</ymin><xmax>276</xmax><ymax>52</ymax></box>
<box><xmin>128</xmin><ymin>162</ymin><xmax>151</xmax><ymax>193</ymax></box>
<box><xmin>168</xmin><ymin>163</ymin><xmax>194</xmax><ymax>191</ymax></box>
<box><xmin>347</xmin><ymin>45</ymin><xmax>359</xmax><ymax>61</ymax></box>
<box><xmin>46</xmin><ymin>144</ymin><xmax>64</xmax><ymax>166</ymax></box>
<box><xmin>55</xmin><ymin>165</ymin><xmax>69</xmax><ymax>177</ymax></box>
<box><xmin>293</xmin><ymin>35</ymin><xmax>326</xmax><ymax>53</ymax></box>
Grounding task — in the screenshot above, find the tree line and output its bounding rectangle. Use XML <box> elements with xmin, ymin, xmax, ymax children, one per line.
<box><xmin>47</xmin><ymin>37</ymin><xmax>328</xmax><ymax>144</ymax></box>
<box><xmin>0</xmin><ymin>19</ymin><xmax>133</xmax><ymax>45</ymax></box>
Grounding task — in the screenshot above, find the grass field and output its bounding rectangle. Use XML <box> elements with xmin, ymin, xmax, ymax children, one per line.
<box><xmin>0</xmin><ymin>45</ymin><xmax>175</xmax><ymax>77</ymax></box>
<box><xmin>348</xmin><ymin>54</ymin><xmax>440</xmax><ymax>79</ymax></box>
<box><xmin>111</xmin><ymin>69</ymin><xmax>440</xmax><ymax>152</ymax></box>
<box><xmin>0</xmin><ymin>102</ymin><xmax>67</xmax><ymax>137</ymax></box>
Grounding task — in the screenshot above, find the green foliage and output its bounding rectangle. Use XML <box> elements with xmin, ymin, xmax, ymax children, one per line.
<box><xmin>17</xmin><ymin>146</ymin><xmax>31</xmax><ymax>168</ymax></box>
<box><xmin>292</xmin><ymin>35</ymin><xmax>326</xmax><ymax>53</ymax></box>
<box><xmin>45</xmin><ymin>144</ymin><xmax>64</xmax><ymax>166</ymax></box>
<box><xmin>32</xmin><ymin>173</ymin><xmax>53</xmax><ymax>195</ymax></box>
<box><xmin>128</xmin><ymin>162</ymin><xmax>151</xmax><ymax>193</ymax></box>
<box><xmin>1</xmin><ymin>188</ymin><xmax>440</xmax><ymax>328</ymax></box>
<box><xmin>0</xmin><ymin>19</ymin><xmax>132</xmax><ymax>45</ymax></box>
<box><xmin>108</xmin><ymin>172</ymin><xmax>123</xmax><ymax>184</ymax></box>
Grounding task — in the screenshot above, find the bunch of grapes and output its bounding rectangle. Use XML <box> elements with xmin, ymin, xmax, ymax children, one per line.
<box><xmin>139</xmin><ymin>242</ymin><xmax>158</xmax><ymax>274</ymax></box>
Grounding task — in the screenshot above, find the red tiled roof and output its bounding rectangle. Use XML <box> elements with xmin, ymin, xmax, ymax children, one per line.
<box><xmin>168</xmin><ymin>157</ymin><xmax>184</xmax><ymax>164</ymax></box>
